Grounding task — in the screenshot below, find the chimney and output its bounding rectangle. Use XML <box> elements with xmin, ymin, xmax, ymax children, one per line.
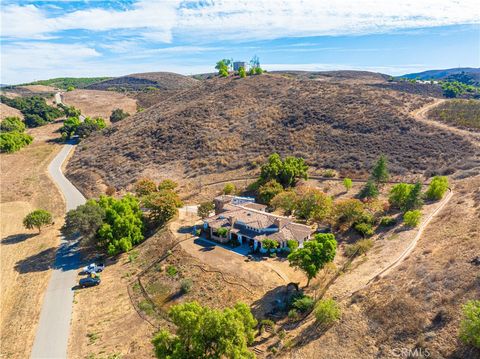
<box><xmin>229</xmin><ymin>216</ymin><xmax>236</xmax><ymax>228</ymax></box>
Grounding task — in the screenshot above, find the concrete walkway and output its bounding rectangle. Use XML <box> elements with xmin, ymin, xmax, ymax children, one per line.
<box><xmin>31</xmin><ymin>142</ymin><xmax>86</xmax><ymax>358</ymax></box>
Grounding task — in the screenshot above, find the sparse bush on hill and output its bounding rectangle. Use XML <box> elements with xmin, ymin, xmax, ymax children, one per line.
<box><xmin>389</xmin><ymin>182</ymin><xmax>423</xmax><ymax>212</ymax></box>
<box><xmin>380</xmin><ymin>216</ymin><xmax>396</xmax><ymax>227</ymax></box>
<box><xmin>371</xmin><ymin>155</ymin><xmax>390</xmax><ymax>185</ymax></box>
<box><xmin>291</xmin><ymin>294</ymin><xmax>314</xmax><ymax>313</ymax></box>
<box><xmin>180</xmin><ymin>278</ymin><xmax>192</xmax><ymax>293</ymax></box>
<box><xmin>152</xmin><ymin>301</ymin><xmax>257</xmax><ymax>359</ymax></box>
<box><xmin>345</xmin><ymin>238</ymin><xmax>374</xmax><ymax>257</ymax></box>
<box><xmin>358</xmin><ymin>180</ymin><xmax>379</xmax><ymax>200</ymax></box>
<box><xmin>354</xmin><ymin>222</ymin><xmax>374</xmax><ymax>238</ymax></box>
<box><xmin>20</xmin><ymin>76</ymin><xmax>111</xmax><ymax>89</ymax></box>
<box><xmin>314</xmin><ymin>299</ymin><xmax>341</xmax><ymax>326</ymax></box>
<box><xmin>222</xmin><ymin>182</ymin><xmax>236</xmax><ymax>195</ymax></box>
<box><xmin>23</xmin><ymin>209</ymin><xmax>53</xmax><ymax>234</ymax></box>
<box><xmin>343</xmin><ymin>177</ymin><xmax>353</xmax><ymax>192</ymax></box>
<box><xmin>459</xmin><ymin>300</ymin><xmax>480</xmax><ymax>348</ymax></box>
<box><xmin>403</xmin><ymin>210</ymin><xmax>421</xmax><ymax>228</ymax></box>
<box><xmin>110</xmin><ymin>108</ymin><xmax>130</xmax><ymax>123</ymax></box>
<box><xmin>425</xmin><ymin>176</ymin><xmax>449</xmax><ymax>200</ymax></box>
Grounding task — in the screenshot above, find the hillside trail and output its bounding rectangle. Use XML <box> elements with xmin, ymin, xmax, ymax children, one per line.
<box><xmin>410</xmin><ymin>98</ymin><xmax>480</xmax><ymax>148</ymax></box>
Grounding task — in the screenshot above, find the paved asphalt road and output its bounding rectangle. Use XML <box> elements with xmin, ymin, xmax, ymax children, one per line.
<box><xmin>30</xmin><ymin>142</ymin><xmax>86</xmax><ymax>359</ymax></box>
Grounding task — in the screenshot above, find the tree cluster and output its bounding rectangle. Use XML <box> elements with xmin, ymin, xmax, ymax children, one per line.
<box><xmin>60</xmin><ymin>116</ymin><xmax>106</xmax><ymax>140</ymax></box>
<box><xmin>0</xmin><ymin>117</ymin><xmax>33</xmax><ymax>153</ymax></box>
<box><xmin>63</xmin><ymin>195</ymin><xmax>144</xmax><ymax>255</ymax></box>
<box><xmin>259</xmin><ymin>153</ymin><xmax>308</xmax><ymax>188</ymax></box>
<box><xmin>0</xmin><ymin>95</ymin><xmax>63</xmax><ymax>127</ymax></box>
<box><xmin>134</xmin><ymin>178</ymin><xmax>183</xmax><ymax>225</ymax></box>
<box><xmin>152</xmin><ymin>301</ymin><xmax>257</xmax><ymax>359</ymax></box>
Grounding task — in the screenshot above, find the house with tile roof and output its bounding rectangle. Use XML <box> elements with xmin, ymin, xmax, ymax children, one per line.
<box><xmin>204</xmin><ymin>195</ymin><xmax>313</xmax><ymax>252</ymax></box>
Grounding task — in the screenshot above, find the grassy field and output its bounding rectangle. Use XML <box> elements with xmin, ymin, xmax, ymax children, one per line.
<box><xmin>427</xmin><ymin>99</ymin><xmax>480</xmax><ymax>130</ymax></box>
<box><xmin>0</xmin><ymin>122</ymin><xmax>64</xmax><ymax>358</ymax></box>
<box><xmin>63</xmin><ymin>89</ymin><xmax>137</xmax><ymax>121</ymax></box>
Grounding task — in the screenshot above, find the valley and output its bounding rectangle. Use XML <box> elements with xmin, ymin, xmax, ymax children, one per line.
<box><xmin>1</xmin><ymin>69</ymin><xmax>479</xmax><ymax>359</ymax></box>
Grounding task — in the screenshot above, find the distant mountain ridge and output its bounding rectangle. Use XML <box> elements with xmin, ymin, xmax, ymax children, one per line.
<box><xmin>399</xmin><ymin>67</ymin><xmax>480</xmax><ymax>85</ymax></box>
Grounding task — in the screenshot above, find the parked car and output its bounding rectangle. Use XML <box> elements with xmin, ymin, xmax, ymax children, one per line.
<box><xmin>79</xmin><ymin>276</ymin><xmax>101</xmax><ymax>288</ymax></box>
<box><xmin>82</xmin><ymin>263</ymin><xmax>105</xmax><ymax>274</ymax></box>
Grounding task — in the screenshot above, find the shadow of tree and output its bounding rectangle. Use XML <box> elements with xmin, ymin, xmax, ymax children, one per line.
<box><xmin>14</xmin><ymin>240</ymin><xmax>84</xmax><ymax>273</ymax></box>
<box><xmin>251</xmin><ymin>283</ymin><xmax>300</xmax><ymax>319</ymax></box>
<box><xmin>1</xmin><ymin>233</ymin><xmax>36</xmax><ymax>245</ymax></box>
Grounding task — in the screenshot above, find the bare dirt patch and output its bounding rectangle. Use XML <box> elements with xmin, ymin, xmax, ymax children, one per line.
<box><xmin>0</xmin><ymin>103</ymin><xmax>23</xmax><ymax>120</ymax></box>
<box><xmin>63</xmin><ymin>89</ymin><xmax>137</xmax><ymax>121</ymax></box>
<box><xmin>0</xmin><ymin>122</ymin><xmax>64</xmax><ymax>359</ymax></box>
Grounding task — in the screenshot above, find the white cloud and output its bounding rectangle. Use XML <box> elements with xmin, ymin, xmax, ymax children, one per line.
<box><xmin>1</xmin><ymin>0</ymin><xmax>479</xmax><ymax>41</ymax></box>
<box><xmin>1</xmin><ymin>1</ymin><xmax>179</xmax><ymax>41</ymax></box>
<box><xmin>1</xmin><ymin>42</ymin><xmax>101</xmax><ymax>83</ymax></box>
<box><xmin>176</xmin><ymin>0</ymin><xmax>480</xmax><ymax>40</ymax></box>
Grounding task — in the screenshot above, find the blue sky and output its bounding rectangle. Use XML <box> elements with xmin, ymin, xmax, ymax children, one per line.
<box><xmin>1</xmin><ymin>0</ymin><xmax>479</xmax><ymax>84</ymax></box>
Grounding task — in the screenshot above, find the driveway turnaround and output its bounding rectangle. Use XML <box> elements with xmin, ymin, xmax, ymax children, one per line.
<box><xmin>31</xmin><ymin>142</ymin><xmax>86</xmax><ymax>359</ymax></box>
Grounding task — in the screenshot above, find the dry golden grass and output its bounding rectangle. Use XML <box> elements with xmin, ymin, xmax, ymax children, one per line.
<box><xmin>0</xmin><ymin>103</ymin><xmax>23</xmax><ymax>120</ymax></box>
<box><xmin>282</xmin><ymin>175</ymin><xmax>480</xmax><ymax>359</ymax></box>
<box><xmin>0</xmin><ymin>122</ymin><xmax>64</xmax><ymax>358</ymax></box>
<box><xmin>63</xmin><ymin>89</ymin><xmax>137</xmax><ymax>121</ymax></box>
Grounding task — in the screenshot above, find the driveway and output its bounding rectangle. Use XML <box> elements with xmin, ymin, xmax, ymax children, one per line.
<box><xmin>30</xmin><ymin>141</ymin><xmax>86</xmax><ymax>358</ymax></box>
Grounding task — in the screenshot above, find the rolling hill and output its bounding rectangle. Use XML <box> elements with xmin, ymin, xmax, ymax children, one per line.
<box><xmin>400</xmin><ymin>67</ymin><xmax>480</xmax><ymax>86</ymax></box>
<box><xmin>66</xmin><ymin>72</ymin><xmax>478</xmax><ymax>196</ymax></box>
<box><xmin>85</xmin><ymin>71</ymin><xmax>199</xmax><ymax>91</ymax></box>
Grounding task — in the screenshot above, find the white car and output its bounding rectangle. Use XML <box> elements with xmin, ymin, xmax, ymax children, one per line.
<box><xmin>82</xmin><ymin>263</ymin><xmax>105</xmax><ymax>274</ymax></box>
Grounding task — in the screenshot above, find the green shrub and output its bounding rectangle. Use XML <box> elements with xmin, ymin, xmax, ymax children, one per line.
<box><xmin>403</xmin><ymin>210</ymin><xmax>421</xmax><ymax>227</ymax></box>
<box><xmin>0</xmin><ymin>116</ymin><xmax>25</xmax><ymax>132</ymax></box>
<box><xmin>344</xmin><ymin>239</ymin><xmax>374</xmax><ymax>257</ymax></box>
<box><xmin>343</xmin><ymin>177</ymin><xmax>353</xmax><ymax>192</ymax></box>
<box><xmin>139</xmin><ymin>300</ymin><xmax>155</xmax><ymax>316</ymax></box>
<box><xmin>354</xmin><ymin>222</ymin><xmax>374</xmax><ymax>237</ymax></box>
<box><xmin>259</xmin><ymin>319</ymin><xmax>274</xmax><ymax>332</ymax></box>
<box><xmin>180</xmin><ymin>278</ymin><xmax>193</xmax><ymax>293</ymax></box>
<box><xmin>216</xmin><ymin>227</ymin><xmax>228</xmax><ymax>238</ymax></box>
<box><xmin>288</xmin><ymin>309</ymin><xmax>299</xmax><ymax>320</ymax></box>
<box><xmin>380</xmin><ymin>216</ymin><xmax>396</xmax><ymax>227</ymax></box>
<box><xmin>110</xmin><ymin>108</ymin><xmax>130</xmax><ymax>122</ymax></box>
<box><xmin>292</xmin><ymin>295</ymin><xmax>314</xmax><ymax>313</ymax></box>
<box><xmin>0</xmin><ymin>131</ymin><xmax>33</xmax><ymax>153</ymax></box>
<box><xmin>425</xmin><ymin>176</ymin><xmax>449</xmax><ymax>200</ymax></box>
<box><xmin>459</xmin><ymin>300</ymin><xmax>480</xmax><ymax>348</ymax></box>
<box><xmin>286</xmin><ymin>239</ymin><xmax>299</xmax><ymax>252</ymax></box>
<box><xmin>222</xmin><ymin>183</ymin><xmax>236</xmax><ymax>195</ymax></box>
<box><xmin>314</xmin><ymin>299</ymin><xmax>341</xmax><ymax>325</ymax></box>
<box><xmin>166</xmin><ymin>265</ymin><xmax>178</xmax><ymax>277</ymax></box>
<box><xmin>323</xmin><ymin>169</ymin><xmax>337</xmax><ymax>178</ymax></box>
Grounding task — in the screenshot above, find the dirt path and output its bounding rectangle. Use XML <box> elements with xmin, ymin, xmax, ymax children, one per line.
<box><xmin>411</xmin><ymin>99</ymin><xmax>480</xmax><ymax>148</ymax></box>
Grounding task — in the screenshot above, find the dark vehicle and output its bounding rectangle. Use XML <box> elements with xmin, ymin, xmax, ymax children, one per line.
<box><xmin>79</xmin><ymin>277</ymin><xmax>101</xmax><ymax>288</ymax></box>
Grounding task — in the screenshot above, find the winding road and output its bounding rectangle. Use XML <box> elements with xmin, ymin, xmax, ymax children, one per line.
<box><xmin>31</xmin><ymin>117</ymin><xmax>86</xmax><ymax>357</ymax></box>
